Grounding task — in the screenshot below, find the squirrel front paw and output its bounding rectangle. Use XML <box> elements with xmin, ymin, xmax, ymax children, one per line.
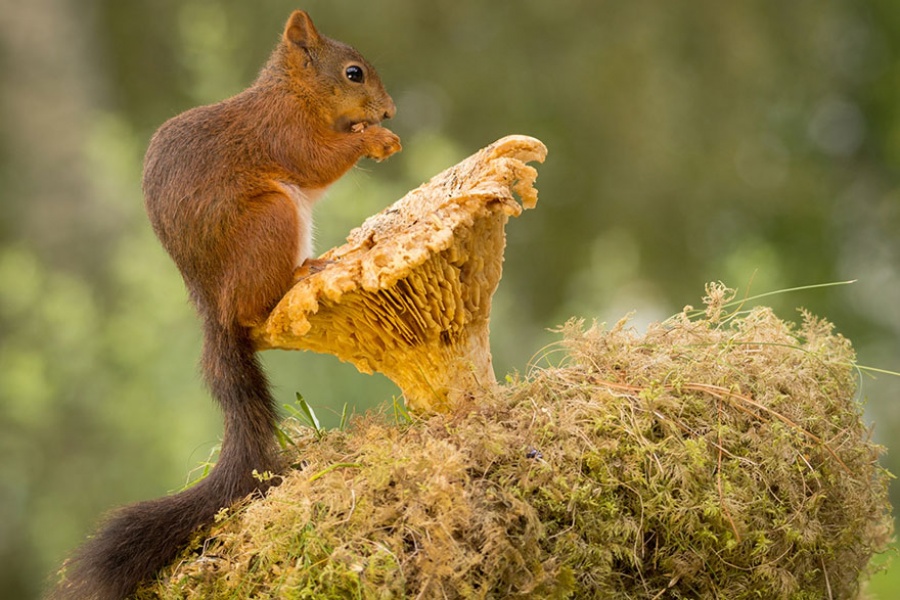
<box><xmin>362</xmin><ymin>126</ymin><xmax>402</xmax><ymax>162</ymax></box>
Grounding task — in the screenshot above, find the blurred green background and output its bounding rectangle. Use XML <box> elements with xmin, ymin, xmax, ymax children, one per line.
<box><xmin>1</xmin><ymin>0</ymin><xmax>897</xmax><ymax>597</ymax></box>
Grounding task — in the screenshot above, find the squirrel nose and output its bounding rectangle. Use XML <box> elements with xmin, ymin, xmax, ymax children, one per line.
<box><xmin>382</xmin><ymin>97</ymin><xmax>396</xmax><ymax>120</ymax></box>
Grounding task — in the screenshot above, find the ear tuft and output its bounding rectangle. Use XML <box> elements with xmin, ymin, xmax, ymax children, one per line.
<box><xmin>284</xmin><ymin>10</ymin><xmax>320</xmax><ymax>48</ymax></box>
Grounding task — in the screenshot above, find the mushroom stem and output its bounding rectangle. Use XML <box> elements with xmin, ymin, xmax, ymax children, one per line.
<box><xmin>253</xmin><ymin>135</ymin><xmax>547</xmax><ymax>413</ymax></box>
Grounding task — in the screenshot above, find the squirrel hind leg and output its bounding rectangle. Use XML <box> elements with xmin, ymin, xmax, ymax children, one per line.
<box><xmin>220</xmin><ymin>192</ymin><xmax>301</xmax><ymax>329</ymax></box>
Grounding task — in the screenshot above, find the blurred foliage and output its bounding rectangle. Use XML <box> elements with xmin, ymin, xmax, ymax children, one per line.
<box><xmin>0</xmin><ymin>0</ymin><xmax>897</xmax><ymax>597</ymax></box>
<box><xmin>869</xmin><ymin>545</ymin><xmax>900</xmax><ymax>597</ymax></box>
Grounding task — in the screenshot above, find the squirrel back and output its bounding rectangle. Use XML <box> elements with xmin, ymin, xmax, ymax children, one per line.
<box><xmin>49</xmin><ymin>10</ymin><xmax>400</xmax><ymax>600</ymax></box>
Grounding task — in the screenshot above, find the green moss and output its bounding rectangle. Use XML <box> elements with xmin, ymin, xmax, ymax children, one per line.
<box><xmin>138</xmin><ymin>289</ymin><xmax>893</xmax><ymax>599</ymax></box>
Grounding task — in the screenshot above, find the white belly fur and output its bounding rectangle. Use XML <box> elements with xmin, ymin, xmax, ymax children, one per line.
<box><xmin>278</xmin><ymin>182</ymin><xmax>327</xmax><ymax>268</ymax></box>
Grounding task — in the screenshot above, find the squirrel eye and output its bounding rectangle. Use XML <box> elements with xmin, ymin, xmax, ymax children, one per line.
<box><xmin>345</xmin><ymin>65</ymin><xmax>365</xmax><ymax>83</ymax></box>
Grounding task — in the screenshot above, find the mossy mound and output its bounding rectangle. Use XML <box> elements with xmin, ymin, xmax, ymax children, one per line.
<box><xmin>140</xmin><ymin>287</ymin><xmax>893</xmax><ymax>599</ymax></box>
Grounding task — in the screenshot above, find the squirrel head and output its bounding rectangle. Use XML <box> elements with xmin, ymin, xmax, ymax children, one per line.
<box><xmin>278</xmin><ymin>10</ymin><xmax>396</xmax><ymax>133</ymax></box>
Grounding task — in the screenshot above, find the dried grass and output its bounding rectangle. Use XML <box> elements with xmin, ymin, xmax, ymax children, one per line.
<box><xmin>139</xmin><ymin>284</ymin><xmax>893</xmax><ymax>599</ymax></box>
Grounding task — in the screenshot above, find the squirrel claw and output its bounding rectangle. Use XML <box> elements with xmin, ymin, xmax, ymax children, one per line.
<box><xmin>293</xmin><ymin>258</ymin><xmax>335</xmax><ymax>282</ymax></box>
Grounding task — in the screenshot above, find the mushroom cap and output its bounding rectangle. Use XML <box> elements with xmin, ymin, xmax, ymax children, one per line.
<box><xmin>253</xmin><ymin>135</ymin><xmax>548</xmax><ymax>413</ymax></box>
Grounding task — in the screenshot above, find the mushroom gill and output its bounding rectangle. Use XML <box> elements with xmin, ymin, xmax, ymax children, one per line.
<box><xmin>252</xmin><ymin>135</ymin><xmax>548</xmax><ymax>413</ymax></box>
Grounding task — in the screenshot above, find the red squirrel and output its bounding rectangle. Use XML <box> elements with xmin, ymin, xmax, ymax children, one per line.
<box><xmin>50</xmin><ymin>10</ymin><xmax>400</xmax><ymax>599</ymax></box>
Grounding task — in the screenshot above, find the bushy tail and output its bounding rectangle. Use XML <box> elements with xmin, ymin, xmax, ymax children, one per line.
<box><xmin>48</xmin><ymin>324</ymin><xmax>280</xmax><ymax>600</ymax></box>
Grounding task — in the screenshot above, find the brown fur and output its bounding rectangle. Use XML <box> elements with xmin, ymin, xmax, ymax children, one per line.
<box><xmin>48</xmin><ymin>10</ymin><xmax>400</xmax><ymax>599</ymax></box>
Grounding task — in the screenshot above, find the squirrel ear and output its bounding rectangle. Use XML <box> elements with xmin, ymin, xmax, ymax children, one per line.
<box><xmin>284</xmin><ymin>10</ymin><xmax>320</xmax><ymax>48</ymax></box>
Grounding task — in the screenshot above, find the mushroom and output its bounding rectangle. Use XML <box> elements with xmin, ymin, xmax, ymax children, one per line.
<box><xmin>252</xmin><ymin>135</ymin><xmax>548</xmax><ymax>413</ymax></box>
